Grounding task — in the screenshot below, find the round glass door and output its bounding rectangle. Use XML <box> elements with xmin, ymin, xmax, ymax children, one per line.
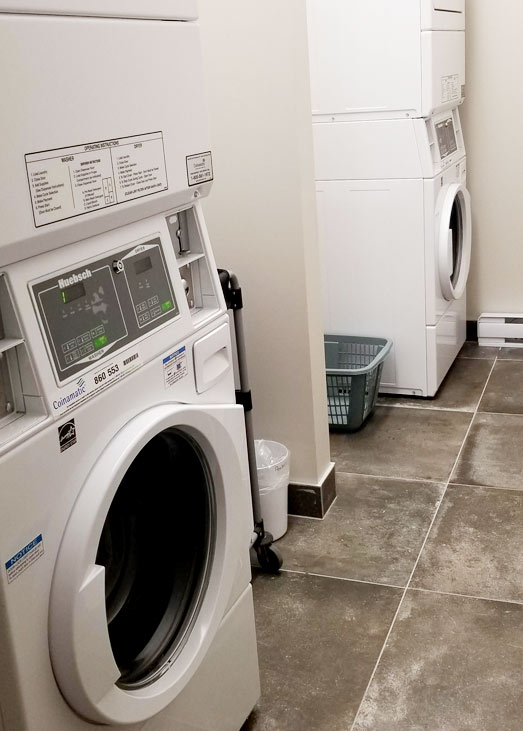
<box><xmin>438</xmin><ymin>183</ymin><xmax>472</xmax><ymax>301</ymax></box>
<box><xmin>49</xmin><ymin>405</ymin><xmax>243</xmax><ymax>725</ymax></box>
<box><xmin>96</xmin><ymin>428</ymin><xmax>215</xmax><ymax>689</ymax></box>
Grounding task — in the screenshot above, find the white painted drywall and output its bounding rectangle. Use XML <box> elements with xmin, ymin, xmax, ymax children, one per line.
<box><xmin>461</xmin><ymin>1</ymin><xmax>523</xmax><ymax>319</ymax></box>
<box><xmin>198</xmin><ymin>1</ymin><xmax>332</xmax><ymax>486</ymax></box>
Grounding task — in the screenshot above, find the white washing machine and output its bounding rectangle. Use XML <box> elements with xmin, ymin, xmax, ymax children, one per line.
<box><xmin>0</xmin><ymin>3</ymin><xmax>260</xmax><ymax>729</ymax></box>
<box><xmin>0</xmin><ymin>206</ymin><xmax>260</xmax><ymax>731</ymax></box>
<box><xmin>307</xmin><ymin>0</ymin><xmax>466</xmax><ymax>120</ymax></box>
<box><xmin>314</xmin><ymin>108</ymin><xmax>471</xmax><ymax>396</ymax></box>
<box><xmin>0</xmin><ymin>208</ymin><xmax>261</xmax><ymax>730</ymax></box>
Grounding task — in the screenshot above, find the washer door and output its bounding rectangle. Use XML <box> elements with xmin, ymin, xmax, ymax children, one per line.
<box><xmin>438</xmin><ymin>183</ymin><xmax>471</xmax><ymax>301</ymax></box>
<box><xmin>49</xmin><ymin>404</ymin><xmax>247</xmax><ymax>725</ymax></box>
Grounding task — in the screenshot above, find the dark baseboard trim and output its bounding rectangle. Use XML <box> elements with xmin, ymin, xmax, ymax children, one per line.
<box><xmin>466</xmin><ymin>320</ymin><xmax>478</xmax><ymax>341</ymax></box>
<box><xmin>288</xmin><ymin>462</ymin><xmax>336</xmax><ymax>519</ymax></box>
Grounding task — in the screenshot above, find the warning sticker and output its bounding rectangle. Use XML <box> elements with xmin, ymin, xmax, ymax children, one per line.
<box><xmin>441</xmin><ymin>74</ymin><xmax>461</xmax><ymax>104</ymax></box>
<box><xmin>163</xmin><ymin>346</ymin><xmax>188</xmax><ymax>388</ymax></box>
<box><xmin>51</xmin><ymin>350</ymin><xmax>142</xmax><ymax>418</ymax></box>
<box><xmin>186</xmin><ymin>152</ymin><xmax>213</xmax><ymax>187</ymax></box>
<box><xmin>26</xmin><ymin>132</ymin><xmax>168</xmax><ymax>228</ymax></box>
<box><xmin>5</xmin><ymin>535</ymin><xmax>44</xmax><ymax>584</ymax></box>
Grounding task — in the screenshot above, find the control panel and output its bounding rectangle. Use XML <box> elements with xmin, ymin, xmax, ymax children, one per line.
<box><xmin>31</xmin><ymin>237</ymin><xmax>178</xmax><ymax>382</ymax></box>
<box><xmin>436</xmin><ymin>117</ymin><xmax>458</xmax><ymax>160</ymax></box>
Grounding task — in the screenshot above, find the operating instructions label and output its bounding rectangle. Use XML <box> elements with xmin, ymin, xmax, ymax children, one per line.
<box><xmin>441</xmin><ymin>74</ymin><xmax>461</xmax><ymax>104</ymax></box>
<box><xmin>26</xmin><ymin>132</ymin><xmax>168</xmax><ymax>227</ymax></box>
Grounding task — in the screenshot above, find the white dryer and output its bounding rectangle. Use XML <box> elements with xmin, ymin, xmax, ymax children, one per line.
<box><xmin>307</xmin><ymin>0</ymin><xmax>466</xmax><ymax>121</ymax></box>
<box><xmin>314</xmin><ymin>108</ymin><xmax>471</xmax><ymax>397</ymax></box>
<box><xmin>0</xmin><ymin>206</ymin><xmax>260</xmax><ymax>731</ymax></box>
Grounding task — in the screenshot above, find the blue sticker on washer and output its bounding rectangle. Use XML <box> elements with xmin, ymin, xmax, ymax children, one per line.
<box><xmin>163</xmin><ymin>346</ymin><xmax>187</xmax><ymax>388</ymax></box>
<box><xmin>5</xmin><ymin>534</ymin><xmax>44</xmax><ymax>584</ymax></box>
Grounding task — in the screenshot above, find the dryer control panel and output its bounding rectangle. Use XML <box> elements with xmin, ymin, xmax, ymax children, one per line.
<box><xmin>31</xmin><ymin>237</ymin><xmax>178</xmax><ymax>382</ymax></box>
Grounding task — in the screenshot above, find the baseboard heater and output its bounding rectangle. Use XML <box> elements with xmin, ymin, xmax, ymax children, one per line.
<box><xmin>478</xmin><ymin>313</ymin><xmax>523</xmax><ymax>347</ymax></box>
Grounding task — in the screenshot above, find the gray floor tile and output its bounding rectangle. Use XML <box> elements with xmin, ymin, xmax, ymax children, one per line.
<box><xmin>330</xmin><ymin>407</ymin><xmax>472</xmax><ymax>482</ymax></box>
<box><xmin>243</xmin><ymin>572</ymin><xmax>401</xmax><ymax>731</ymax></box>
<box><xmin>378</xmin><ymin>357</ymin><xmax>493</xmax><ymax>412</ymax></box>
<box><xmin>459</xmin><ymin>341</ymin><xmax>500</xmax><ymax>359</ymax></box>
<box><xmin>412</xmin><ymin>484</ymin><xmax>523</xmax><ymax>602</ymax></box>
<box><xmin>451</xmin><ymin>412</ymin><xmax>523</xmax><ymax>490</ymax></box>
<box><xmin>497</xmin><ymin>347</ymin><xmax>523</xmax><ymax>360</ymax></box>
<box><xmin>352</xmin><ymin>590</ymin><xmax>523</xmax><ymax>731</ymax></box>
<box><xmin>479</xmin><ymin>360</ymin><xmax>523</xmax><ymax>414</ymax></box>
<box><xmin>278</xmin><ymin>474</ymin><xmax>444</xmax><ymax>586</ymax></box>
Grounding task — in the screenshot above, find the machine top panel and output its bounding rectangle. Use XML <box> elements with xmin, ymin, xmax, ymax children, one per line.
<box><xmin>0</xmin><ymin>10</ymin><xmax>211</xmax><ymax>266</ymax></box>
<box><xmin>0</xmin><ymin>0</ymin><xmax>198</xmax><ymax>20</ymax></box>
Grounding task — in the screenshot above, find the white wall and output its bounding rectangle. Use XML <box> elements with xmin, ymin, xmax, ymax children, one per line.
<box><xmin>462</xmin><ymin>1</ymin><xmax>523</xmax><ymax>319</ymax></box>
<box><xmin>198</xmin><ymin>1</ymin><xmax>331</xmax><ymax>486</ymax></box>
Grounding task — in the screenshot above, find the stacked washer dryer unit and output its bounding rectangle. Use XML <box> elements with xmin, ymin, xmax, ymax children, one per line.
<box><xmin>0</xmin><ymin>3</ymin><xmax>259</xmax><ymax>731</ymax></box>
<box><xmin>307</xmin><ymin>0</ymin><xmax>472</xmax><ymax>396</ymax></box>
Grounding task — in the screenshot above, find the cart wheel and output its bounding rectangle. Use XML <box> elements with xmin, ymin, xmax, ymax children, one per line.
<box><xmin>257</xmin><ymin>544</ymin><xmax>283</xmax><ymax>574</ymax></box>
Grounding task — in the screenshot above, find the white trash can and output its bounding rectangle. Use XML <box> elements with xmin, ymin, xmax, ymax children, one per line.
<box><xmin>255</xmin><ymin>440</ymin><xmax>290</xmax><ymax>541</ymax></box>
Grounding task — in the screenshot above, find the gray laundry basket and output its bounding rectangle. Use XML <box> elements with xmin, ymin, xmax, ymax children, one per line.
<box><xmin>324</xmin><ymin>335</ymin><xmax>392</xmax><ymax>431</ymax></box>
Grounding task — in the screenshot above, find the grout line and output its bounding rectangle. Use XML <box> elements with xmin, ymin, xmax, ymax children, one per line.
<box><xmin>334</xmin><ymin>470</ymin><xmax>445</xmax><ymax>486</ymax></box>
<box><xmin>279</xmin><ymin>568</ymin><xmax>405</xmax><ymax>592</ymax></box>
<box><xmin>377</xmin><ymin>402</ymin><xmax>473</xmax><ymax>413</ymax></box>
<box><xmin>408</xmin><ymin>585</ymin><xmax>523</xmax><ymax>607</ymax></box>
<box><xmin>448</xmin><ymin>481</ymin><xmax>523</xmax><ymax>494</ymax></box>
<box><xmin>349</xmin><ymin>353</ymin><xmax>499</xmax><ymax>731</ymax></box>
<box><xmin>474</xmin><ymin>409</ymin><xmax>523</xmax><ymax>418</ymax></box>
<box><xmin>458</xmin><ymin>355</ymin><xmax>498</xmax><ymax>360</ymax></box>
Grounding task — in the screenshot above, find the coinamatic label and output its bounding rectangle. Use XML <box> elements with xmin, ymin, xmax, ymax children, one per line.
<box><xmin>26</xmin><ymin>132</ymin><xmax>168</xmax><ymax>227</ymax></box>
<box><xmin>51</xmin><ymin>350</ymin><xmax>142</xmax><ymax>418</ymax></box>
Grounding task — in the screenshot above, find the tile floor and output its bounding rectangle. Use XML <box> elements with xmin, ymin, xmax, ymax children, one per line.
<box><xmin>242</xmin><ymin>342</ymin><xmax>523</xmax><ymax>731</ymax></box>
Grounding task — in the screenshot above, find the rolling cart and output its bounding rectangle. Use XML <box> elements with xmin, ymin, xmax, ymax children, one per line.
<box><xmin>218</xmin><ymin>270</ymin><xmax>283</xmax><ymax>574</ymax></box>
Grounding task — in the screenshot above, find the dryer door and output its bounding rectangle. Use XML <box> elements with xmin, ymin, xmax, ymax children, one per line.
<box><xmin>438</xmin><ymin>183</ymin><xmax>471</xmax><ymax>301</ymax></box>
<box><xmin>49</xmin><ymin>404</ymin><xmax>250</xmax><ymax>725</ymax></box>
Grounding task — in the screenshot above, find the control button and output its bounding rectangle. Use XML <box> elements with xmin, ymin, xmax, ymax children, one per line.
<box><xmin>71</xmin><ymin>349</ymin><xmax>80</xmax><ymax>361</ymax></box>
<box><xmin>93</xmin><ymin>335</ymin><xmax>108</xmax><ymax>350</ymax></box>
<box><xmin>148</xmin><ymin>295</ymin><xmax>159</xmax><ymax>307</ymax></box>
<box><xmin>66</xmin><ymin>338</ymin><xmax>77</xmax><ymax>352</ymax></box>
<box><xmin>151</xmin><ymin>306</ymin><xmax>162</xmax><ymax>318</ymax></box>
<box><xmin>79</xmin><ymin>345</ymin><xmax>88</xmax><ymax>356</ymax></box>
<box><xmin>91</xmin><ymin>328</ymin><xmax>98</xmax><ymax>339</ymax></box>
<box><xmin>64</xmin><ymin>353</ymin><xmax>74</xmax><ymax>364</ymax></box>
<box><xmin>62</xmin><ymin>342</ymin><xmax>71</xmax><ymax>354</ymax></box>
<box><xmin>85</xmin><ymin>343</ymin><xmax>94</xmax><ymax>354</ymax></box>
<box><xmin>136</xmin><ymin>301</ymin><xmax>147</xmax><ymax>314</ymax></box>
